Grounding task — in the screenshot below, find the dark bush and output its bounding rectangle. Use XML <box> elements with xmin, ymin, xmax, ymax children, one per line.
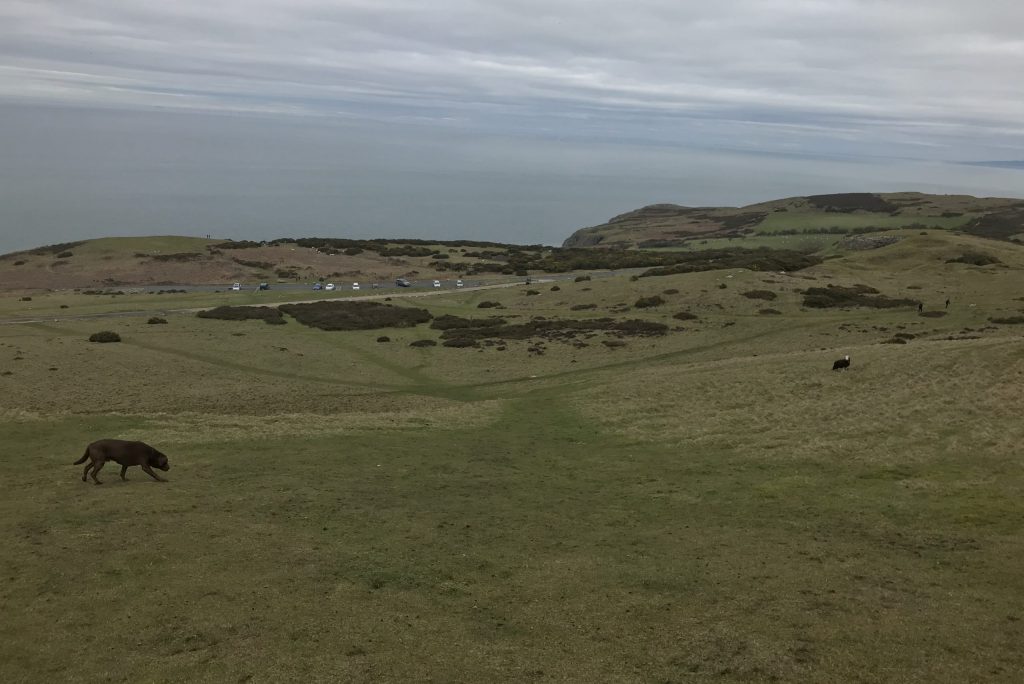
<box><xmin>742</xmin><ymin>290</ymin><xmax>777</xmax><ymax>300</ymax></box>
<box><xmin>430</xmin><ymin>315</ymin><xmax>506</xmax><ymax>330</ymax></box>
<box><xmin>442</xmin><ymin>338</ymin><xmax>479</xmax><ymax>348</ymax></box>
<box><xmin>945</xmin><ymin>252</ymin><xmax>1002</xmax><ymax>266</ymax></box>
<box><xmin>13</xmin><ymin>260</ymin><xmax>25</xmax><ymax>266</ymax></box>
<box><xmin>759</xmin><ymin>308</ymin><xmax>782</xmax><ymax>315</ymax></box>
<box><xmin>343</xmin><ymin>247</ymin><xmax>363</xmax><ymax>256</ymax></box>
<box><xmin>410</xmin><ymin>339</ymin><xmax>437</xmax><ymax>347</ymax></box>
<box><xmin>882</xmin><ymin>337</ymin><xmax>908</xmax><ymax>344</ymax></box>
<box><xmin>232</xmin><ymin>258</ymin><xmax>275</xmax><ymax>270</ymax></box>
<box><xmin>59</xmin><ymin>304</ymin><xmax>68</xmax><ymax>309</ymax></box>
<box><xmin>437</xmin><ymin>317</ymin><xmax>667</xmax><ymax>342</ymax></box>
<box><xmin>377</xmin><ymin>336</ymin><xmax>391</xmax><ymax>342</ymax></box>
<box><xmin>51</xmin><ymin>260</ymin><xmax>69</xmax><ymax>267</ymax></box>
<box><xmin>673</xmin><ymin>311</ymin><xmax>698</xmax><ymax>321</ymax></box>
<box><xmin>477</xmin><ymin>301</ymin><xmax>502</xmax><ymax>308</ymax></box>
<box><xmin>550</xmin><ymin>285</ymin><xmax>561</xmax><ymax>291</ymax></box>
<box><xmin>718</xmin><ymin>283</ymin><xmax>727</xmax><ymax>289</ymax></box>
<box><xmin>197</xmin><ymin>305</ymin><xmax>285</xmax><ymax>324</ymax></box>
<box><xmin>150</xmin><ymin>252</ymin><xmax>204</xmax><ymax>262</ymax></box>
<box><xmin>602</xmin><ymin>340</ymin><xmax>627</xmax><ymax>348</ymax></box>
<box><xmin>571</xmin><ymin>304</ymin><xmax>597</xmax><ymax>311</ymax></box>
<box><xmin>663</xmin><ymin>289</ymin><xmax>679</xmax><ymax>295</ymax></box>
<box><xmin>56</xmin><ymin>251</ymin><xmax>73</xmax><ymax>258</ymax></box>
<box><xmin>19</xmin><ymin>296</ymin><xmax>31</xmax><ymax>301</ymax></box>
<box><xmin>919</xmin><ymin>311</ymin><xmax>947</xmax><ymax>318</ymax></box>
<box><xmin>147</xmin><ymin>317</ymin><xmax>168</xmax><ymax>325</ymax></box>
<box><xmin>574</xmin><ymin>275</ymin><xmax>592</xmax><ymax>282</ymax></box>
<box><xmin>89</xmin><ymin>331</ymin><xmax>121</xmax><ymax>343</ymax></box>
<box><xmin>634</xmin><ymin>295</ymin><xmax>665</xmax><ymax>308</ymax></box>
<box><xmin>525</xmin><ymin>290</ymin><xmax>540</xmax><ymax>296</ymax></box>
<box><xmin>640</xmin><ymin>248</ymin><xmax>821</xmax><ymax>278</ymax></box>
<box><xmin>279</xmin><ymin>301</ymin><xmax>432</xmax><ymax>331</ymax></box>
<box><xmin>802</xmin><ymin>284</ymin><xmax>918</xmax><ymax>309</ymax></box>
<box><xmin>990</xmin><ymin>316</ymin><xmax>1024</xmax><ymax>324</ymax></box>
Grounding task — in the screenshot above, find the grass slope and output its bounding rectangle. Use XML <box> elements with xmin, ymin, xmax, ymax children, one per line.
<box><xmin>1</xmin><ymin>230</ymin><xmax>1023</xmax><ymax>682</ymax></box>
<box><xmin>563</xmin><ymin>192</ymin><xmax>1024</xmax><ymax>252</ymax></box>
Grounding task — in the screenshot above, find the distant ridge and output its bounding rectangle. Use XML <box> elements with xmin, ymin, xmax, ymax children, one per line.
<box><xmin>562</xmin><ymin>192</ymin><xmax>1024</xmax><ymax>249</ymax></box>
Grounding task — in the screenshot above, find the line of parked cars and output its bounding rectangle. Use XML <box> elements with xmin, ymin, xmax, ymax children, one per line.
<box><xmin>230</xmin><ymin>278</ymin><xmax>468</xmax><ymax>292</ymax></box>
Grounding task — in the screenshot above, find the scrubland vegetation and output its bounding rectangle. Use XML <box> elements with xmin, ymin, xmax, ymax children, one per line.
<box><xmin>1</xmin><ymin>228</ymin><xmax>1023</xmax><ymax>682</ymax></box>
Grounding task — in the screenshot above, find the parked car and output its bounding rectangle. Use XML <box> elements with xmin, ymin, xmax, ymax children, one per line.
<box><xmin>433</xmin><ymin>280</ymin><xmax>442</xmax><ymax>288</ymax></box>
<box><xmin>456</xmin><ymin>279</ymin><xmax>464</xmax><ymax>288</ymax></box>
<box><xmin>312</xmin><ymin>282</ymin><xmax>322</xmax><ymax>291</ymax></box>
<box><xmin>395</xmin><ymin>278</ymin><xmax>411</xmax><ymax>287</ymax></box>
<box><xmin>231</xmin><ymin>283</ymin><xmax>241</xmax><ymax>291</ymax></box>
<box><xmin>325</xmin><ymin>283</ymin><xmax>336</xmax><ymax>291</ymax></box>
<box><xmin>258</xmin><ymin>282</ymin><xmax>270</xmax><ymax>291</ymax></box>
<box><xmin>352</xmin><ymin>282</ymin><xmax>360</xmax><ymax>290</ymax></box>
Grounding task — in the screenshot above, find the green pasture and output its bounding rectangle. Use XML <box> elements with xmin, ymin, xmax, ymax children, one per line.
<box><xmin>2</xmin><ymin>231</ymin><xmax>1024</xmax><ymax>682</ymax></box>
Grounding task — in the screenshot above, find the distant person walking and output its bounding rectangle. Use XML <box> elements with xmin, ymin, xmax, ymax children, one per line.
<box><xmin>946</xmin><ymin>298</ymin><xmax>951</xmax><ymax>309</ymax></box>
<box><xmin>918</xmin><ymin>302</ymin><xmax>923</xmax><ymax>313</ymax></box>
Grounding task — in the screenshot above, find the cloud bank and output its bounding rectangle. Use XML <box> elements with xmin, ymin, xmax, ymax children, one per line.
<box><xmin>2</xmin><ymin>1</ymin><xmax>1023</xmax><ymax>158</ymax></box>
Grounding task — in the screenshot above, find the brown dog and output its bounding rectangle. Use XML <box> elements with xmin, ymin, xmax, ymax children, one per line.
<box><xmin>73</xmin><ymin>439</ymin><xmax>171</xmax><ymax>485</ymax></box>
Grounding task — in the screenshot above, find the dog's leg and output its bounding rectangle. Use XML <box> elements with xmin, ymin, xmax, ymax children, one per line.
<box><xmin>141</xmin><ymin>465</ymin><xmax>167</xmax><ymax>483</ymax></box>
<box><xmin>82</xmin><ymin>462</ymin><xmax>93</xmax><ymax>482</ymax></box>
<box><xmin>90</xmin><ymin>461</ymin><xmax>105</xmax><ymax>485</ymax></box>
<box><xmin>120</xmin><ymin>465</ymin><xmax>128</xmax><ymax>481</ymax></box>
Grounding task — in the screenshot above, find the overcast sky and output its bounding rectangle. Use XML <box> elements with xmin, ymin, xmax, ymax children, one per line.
<box><xmin>2</xmin><ymin>0</ymin><xmax>1023</xmax><ymax>253</ymax></box>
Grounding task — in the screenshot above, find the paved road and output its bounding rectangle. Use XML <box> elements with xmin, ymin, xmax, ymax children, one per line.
<box><xmin>0</xmin><ymin>274</ymin><xmax>611</xmax><ymax>326</ymax></box>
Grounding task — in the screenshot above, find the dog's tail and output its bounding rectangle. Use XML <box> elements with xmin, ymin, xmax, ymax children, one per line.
<box><xmin>73</xmin><ymin>448</ymin><xmax>90</xmax><ymax>465</ymax></box>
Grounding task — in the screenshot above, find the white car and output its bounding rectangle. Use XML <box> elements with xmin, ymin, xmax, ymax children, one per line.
<box><xmin>456</xmin><ymin>279</ymin><xmax>464</xmax><ymax>288</ymax></box>
<box><xmin>231</xmin><ymin>283</ymin><xmax>241</xmax><ymax>291</ymax></box>
<box><xmin>325</xmin><ymin>283</ymin><xmax>336</xmax><ymax>291</ymax></box>
<box><xmin>433</xmin><ymin>280</ymin><xmax>442</xmax><ymax>288</ymax></box>
<box><xmin>352</xmin><ymin>282</ymin><xmax>360</xmax><ymax>290</ymax></box>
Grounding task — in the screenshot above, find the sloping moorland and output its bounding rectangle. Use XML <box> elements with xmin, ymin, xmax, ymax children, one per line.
<box><xmin>1</xmin><ymin>218</ymin><xmax>1023</xmax><ymax>681</ymax></box>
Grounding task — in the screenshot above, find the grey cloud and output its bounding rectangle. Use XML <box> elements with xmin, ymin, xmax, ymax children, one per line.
<box><xmin>1</xmin><ymin>1</ymin><xmax>1023</xmax><ymax>158</ymax></box>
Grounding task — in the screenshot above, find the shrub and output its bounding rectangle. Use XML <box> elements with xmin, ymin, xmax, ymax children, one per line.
<box><xmin>343</xmin><ymin>247</ymin><xmax>363</xmax><ymax>256</ymax></box>
<box><xmin>742</xmin><ymin>290</ymin><xmax>777</xmax><ymax>300</ymax></box>
<box><xmin>89</xmin><ymin>331</ymin><xmax>121</xmax><ymax>343</ymax></box>
<box><xmin>571</xmin><ymin>304</ymin><xmax>597</xmax><ymax>311</ymax></box>
<box><xmin>640</xmin><ymin>248</ymin><xmax>821</xmax><ymax>278</ymax></box>
<box><xmin>279</xmin><ymin>301</ymin><xmax>432</xmax><ymax>331</ymax></box>
<box><xmin>410</xmin><ymin>339</ymin><xmax>437</xmax><ymax>347</ymax></box>
<box><xmin>718</xmin><ymin>283</ymin><xmax>727</xmax><ymax>289</ymax></box>
<box><xmin>146</xmin><ymin>317</ymin><xmax>168</xmax><ymax>325</ymax></box>
<box><xmin>663</xmin><ymin>289</ymin><xmax>679</xmax><ymax>295</ymax></box>
<box><xmin>56</xmin><ymin>251</ymin><xmax>73</xmax><ymax>258</ymax></box>
<box><xmin>550</xmin><ymin>285</ymin><xmax>561</xmax><ymax>291</ymax></box>
<box><xmin>990</xmin><ymin>316</ymin><xmax>1024</xmax><ymax>325</ymax></box>
<box><xmin>525</xmin><ymin>290</ymin><xmax>540</xmax><ymax>296</ymax></box>
<box><xmin>150</xmin><ymin>252</ymin><xmax>204</xmax><ymax>262</ymax></box>
<box><xmin>477</xmin><ymin>301</ymin><xmax>502</xmax><ymax>308</ymax></box>
<box><xmin>634</xmin><ymin>295</ymin><xmax>665</xmax><ymax>308</ymax></box>
<box><xmin>759</xmin><ymin>308</ymin><xmax>782</xmax><ymax>315</ymax></box>
<box><xmin>430</xmin><ymin>315</ymin><xmax>506</xmax><ymax>330</ymax></box>
<box><xmin>946</xmin><ymin>252</ymin><xmax>1002</xmax><ymax>266</ymax></box>
<box><xmin>883</xmin><ymin>337</ymin><xmax>908</xmax><ymax>344</ymax></box>
<box><xmin>197</xmin><ymin>306</ymin><xmax>285</xmax><ymax>324</ymax></box>
<box><xmin>673</xmin><ymin>311</ymin><xmax>698</xmax><ymax>321</ymax></box>
<box><xmin>442</xmin><ymin>338</ymin><xmax>478</xmax><ymax>348</ymax></box>
<box><xmin>602</xmin><ymin>340</ymin><xmax>627</xmax><ymax>348</ymax></box>
<box><xmin>19</xmin><ymin>296</ymin><xmax>31</xmax><ymax>301</ymax></box>
<box><xmin>574</xmin><ymin>275</ymin><xmax>592</xmax><ymax>282</ymax></box>
<box><xmin>59</xmin><ymin>304</ymin><xmax>68</xmax><ymax>309</ymax></box>
<box><xmin>13</xmin><ymin>260</ymin><xmax>26</xmax><ymax>266</ymax></box>
<box><xmin>437</xmin><ymin>317</ymin><xmax>667</xmax><ymax>342</ymax></box>
<box><xmin>802</xmin><ymin>284</ymin><xmax>918</xmax><ymax>309</ymax></box>
<box><xmin>377</xmin><ymin>336</ymin><xmax>391</xmax><ymax>342</ymax></box>
<box><xmin>919</xmin><ymin>311</ymin><xmax>946</xmax><ymax>318</ymax></box>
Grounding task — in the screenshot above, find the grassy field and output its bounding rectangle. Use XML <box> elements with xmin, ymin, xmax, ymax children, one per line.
<box><xmin>2</xmin><ymin>231</ymin><xmax>1024</xmax><ymax>682</ymax></box>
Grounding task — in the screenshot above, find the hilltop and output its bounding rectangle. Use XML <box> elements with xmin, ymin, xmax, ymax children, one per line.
<box><xmin>563</xmin><ymin>192</ymin><xmax>1024</xmax><ymax>250</ymax></box>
